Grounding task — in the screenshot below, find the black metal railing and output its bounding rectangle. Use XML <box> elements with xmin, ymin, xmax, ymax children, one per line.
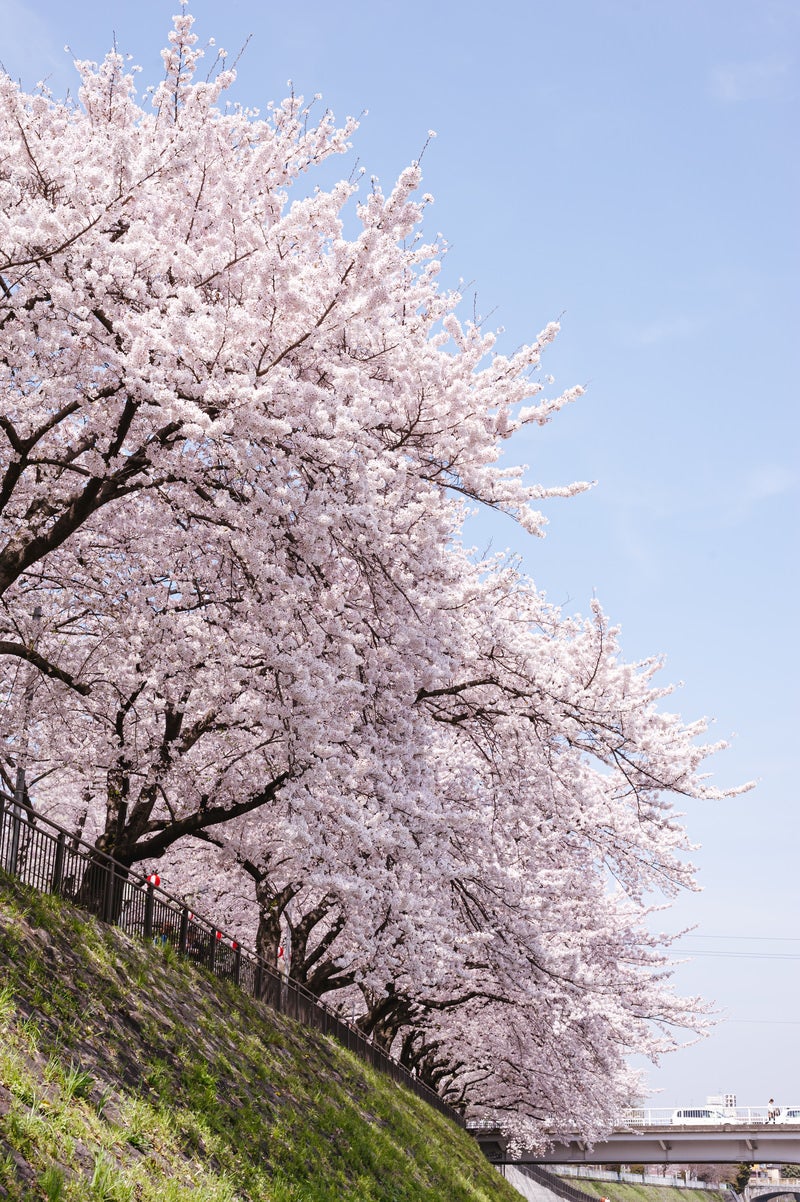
<box><xmin>512</xmin><ymin>1165</ymin><xmax>605</xmax><ymax>1202</ymax></box>
<box><xmin>0</xmin><ymin>790</ymin><xmax>462</xmax><ymax>1126</ymax></box>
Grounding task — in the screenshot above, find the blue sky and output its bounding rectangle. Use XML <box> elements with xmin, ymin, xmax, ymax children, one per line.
<box><xmin>1</xmin><ymin>0</ymin><xmax>797</xmax><ymax>1110</ymax></box>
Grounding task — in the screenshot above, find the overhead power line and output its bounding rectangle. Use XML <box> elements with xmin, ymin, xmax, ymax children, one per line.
<box><xmin>673</xmin><ymin>934</ymin><xmax>800</xmax><ymax>942</ymax></box>
<box><xmin>669</xmin><ymin>949</ymin><xmax>800</xmax><ymax>960</ymax></box>
<box><xmin>725</xmin><ymin>1019</ymin><xmax>800</xmax><ymax>1025</ymax></box>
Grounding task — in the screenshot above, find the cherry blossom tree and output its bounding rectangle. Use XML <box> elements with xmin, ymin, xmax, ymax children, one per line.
<box><xmin>0</xmin><ymin>12</ymin><xmax>583</xmax><ymax>856</ymax></box>
<box><xmin>148</xmin><ymin>555</ymin><xmax>732</xmax><ymax>1137</ymax></box>
<box><xmin>0</xmin><ymin>14</ymin><xmax>750</xmax><ymax>1143</ymax></box>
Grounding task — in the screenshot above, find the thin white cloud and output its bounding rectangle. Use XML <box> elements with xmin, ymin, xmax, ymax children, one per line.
<box><xmin>743</xmin><ymin>465</ymin><xmax>797</xmax><ymax>503</ymax></box>
<box><xmin>626</xmin><ymin>315</ymin><xmax>698</xmax><ymax>347</ymax></box>
<box><xmin>709</xmin><ymin>58</ymin><xmax>791</xmax><ymax>103</ymax></box>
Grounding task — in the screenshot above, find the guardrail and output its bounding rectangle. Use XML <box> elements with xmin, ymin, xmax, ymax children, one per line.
<box><xmin>557</xmin><ymin>1166</ymin><xmax>723</xmax><ymax>1189</ymax></box>
<box><xmin>620</xmin><ymin>1107</ymin><xmax>796</xmax><ymax>1126</ymax></box>
<box><xmin>0</xmin><ymin>791</ymin><xmax>462</xmax><ymax>1126</ymax></box>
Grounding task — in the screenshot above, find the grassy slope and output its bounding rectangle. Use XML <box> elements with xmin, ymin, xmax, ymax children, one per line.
<box><xmin>564</xmin><ymin>1181</ymin><xmax>729</xmax><ymax>1202</ymax></box>
<box><xmin>0</xmin><ymin>875</ymin><xmax>519</xmax><ymax>1202</ymax></box>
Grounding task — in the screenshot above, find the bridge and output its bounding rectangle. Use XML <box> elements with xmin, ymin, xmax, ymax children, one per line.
<box><xmin>539</xmin><ymin>1124</ymin><xmax>800</xmax><ymax>1165</ymax></box>
<box><xmin>746</xmin><ymin>1186</ymin><xmax>800</xmax><ymax>1202</ymax></box>
<box><xmin>469</xmin><ymin>1122</ymin><xmax>800</xmax><ymax>1166</ymax></box>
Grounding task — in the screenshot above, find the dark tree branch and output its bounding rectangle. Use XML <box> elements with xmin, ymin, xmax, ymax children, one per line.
<box><xmin>0</xmin><ymin>640</ymin><xmax>90</xmax><ymax>695</ymax></box>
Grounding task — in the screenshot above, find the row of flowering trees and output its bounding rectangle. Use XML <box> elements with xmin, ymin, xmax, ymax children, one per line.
<box><xmin>0</xmin><ymin>14</ymin><xmax>744</xmax><ymax>1146</ymax></box>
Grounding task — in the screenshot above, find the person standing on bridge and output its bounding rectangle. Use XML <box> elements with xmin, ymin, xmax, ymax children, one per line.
<box><xmin>767</xmin><ymin>1098</ymin><xmax>780</xmax><ymax>1122</ymax></box>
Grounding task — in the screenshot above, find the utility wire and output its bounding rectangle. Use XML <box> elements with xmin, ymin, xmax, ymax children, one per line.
<box><xmin>668</xmin><ymin>949</ymin><xmax>800</xmax><ymax>960</ymax></box>
<box><xmin>673</xmin><ymin>934</ymin><xmax>800</xmax><ymax>942</ymax></box>
<box><xmin>724</xmin><ymin>1019</ymin><xmax>800</xmax><ymax>1025</ymax></box>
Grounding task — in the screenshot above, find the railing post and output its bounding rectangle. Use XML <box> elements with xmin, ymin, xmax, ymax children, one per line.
<box><xmin>102</xmin><ymin>860</ymin><xmax>116</xmax><ymax>924</ymax></box>
<box><xmin>143</xmin><ymin>882</ymin><xmax>155</xmax><ymax>941</ymax></box>
<box><xmin>52</xmin><ymin>832</ymin><xmax>66</xmax><ymax>895</ymax></box>
<box><xmin>207</xmin><ymin>931</ymin><xmax>218</xmax><ymax>973</ymax></box>
<box><xmin>179</xmin><ymin>906</ymin><xmax>189</xmax><ymax>955</ymax></box>
<box><xmin>254</xmin><ymin>961</ymin><xmax>263</xmax><ymax>1000</ymax></box>
<box><xmin>233</xmin><ymin>945</ymin><xmax>241</xmax><ymax>986</ymax></box>
<box><xmin>7</xmin><ymin>763</ymin><xmax>28</xmax><ymax>878</ymax></box>
<box><xmin>6</xmin><ymin>805</ymin><xmax>22</xmax><ymax>876</ymax></box>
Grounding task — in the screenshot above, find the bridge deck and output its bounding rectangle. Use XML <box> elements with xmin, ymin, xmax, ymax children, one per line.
<box><xmin>473</xmin><ymin>1124</ymin><xmax>800</xmax><ymax>1166</ymax></box>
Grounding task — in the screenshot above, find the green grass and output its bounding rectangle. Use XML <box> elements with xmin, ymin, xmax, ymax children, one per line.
<box><xmin>565</xmin><ymin>1180</ymin><xmax>730</xmax><ymax>1202</ymax></box>
<box><xmin>0</xmin><ymin>874</ymin><xmax>518</xmax><ymax>1201</ymax></box>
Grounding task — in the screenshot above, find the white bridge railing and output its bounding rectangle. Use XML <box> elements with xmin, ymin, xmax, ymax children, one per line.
<box><xmin>468</xmin><ymin>1108</ymin><xmax>797</xmax><ymax>1134</ymax></box>
<box><xmin>620</xmin><ymin>1107</ymin><xmax>794</xmax><ymax>1127</ymax></box>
